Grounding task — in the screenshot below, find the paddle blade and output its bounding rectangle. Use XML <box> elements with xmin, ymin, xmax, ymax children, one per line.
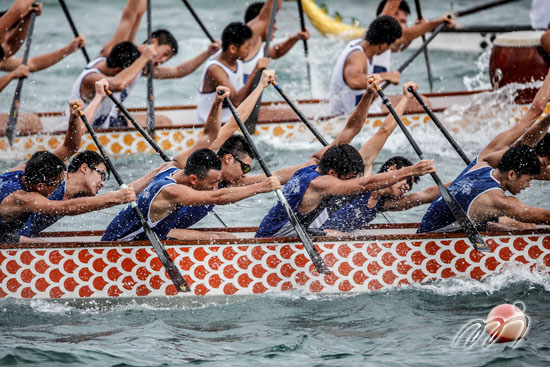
<box><xmin>275</xmin><ymin>191</ymin><xmax>331</xmax><ymax>274</ymax></box>
<box><xmin>141</xmin><ymin>221</ymin><xmax>191</xmax><ymax>292</ymax></box>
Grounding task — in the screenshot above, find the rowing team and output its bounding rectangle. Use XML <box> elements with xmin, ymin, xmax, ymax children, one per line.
<box><xmin>2</xmin><ymin>65</ymin><xmax>550</xmax><ymax>243</ymax></box>
<box><xmin>1</xmin><ymin>0</ymin><xmax>455</xmax><ymax>133</ymax></box>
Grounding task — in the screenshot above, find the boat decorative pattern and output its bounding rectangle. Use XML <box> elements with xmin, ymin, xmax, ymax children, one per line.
<box><xmin>1</xmin><ymin>234</ymin><xmax>549</xmax><ymax>299</ymax></box>
<box><xmin>0</xmin><ymin>114</ymin><xmax>432</xmax><ymax>160</ymax></box>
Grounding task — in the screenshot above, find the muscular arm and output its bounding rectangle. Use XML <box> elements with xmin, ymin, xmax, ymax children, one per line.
<box><xmin>100</xmin><ymin>0</ymin><xmax>145</xmax><ymax>57</ymax></box>
<box><xmin>343</xmin><ymin>50</ymin><xmax>368</xmax><ymax>90</ymax></box>
<box><xmin>519</xmin><ymin>113</ymin><xmax>550</xmax><ymax>146</ymax></box>
<box><xmin>247</xmin><ymin>0</ymin><xmax>282</xmax><ymax>37</ymax></box>
<box><xmin>152</xmin><ymin>50</ymin><xmax>213</xmax><ymax>79</ymax></box>
<box><xmin>27</xmin><ymin>37</ymin><xmax>85</xmax><ymax>72</ymax></box>
<box><xmin>204</xmin><ymin>64</ymin><xmax>261</xmax><ymax>106</ymax></box>
<box><xmin>382</xmin><ymin>184</ymin><xmax>441</xmax><ymax>211</ymax></box>
<box><xmin>480</xmin><ymin>68</ymin><xmax>550</xmax><ymax>160</ymax></box>
<box><xmin>0</xmin><ymin>0</ymin><xmax>34</xmax><ymax>50</ymax></box>
<box><xmin>0</xmin><ymin>68</ymin><xmax>20</xmax><ymax>92</ymax></box>
<box><xmin>487</xmin><ymin>192</ymin><xmax>550</xmax><ymax>225</ymax></box>
<box><xmin>267</xmin><ymin>30</ymin><xmax>309</xmax><ymax>59</ymax></box>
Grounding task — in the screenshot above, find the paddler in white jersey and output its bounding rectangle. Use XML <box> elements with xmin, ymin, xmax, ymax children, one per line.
<box><xmin>197</xmin><ymin>22</ymin><xmax>270</xmax><ymax>124</ymax></box>
<box><xmin>242</xmin><ymin>0</ymin><xmax>310</xmax><ymax>84</ymax></box>
<box><xmin>329</xmin><ymin>16</ymin><xmax>402</xmax><ymax>116</ymax></box>
<box><xmin>68</xmin><ymin>0</ymin><xmax>221</xmax><ymax>130</ymax></box>
<box><xmin>373</xmin><ymin>0</ymin><xmax>454</xmax><ymax>86</ymax></box>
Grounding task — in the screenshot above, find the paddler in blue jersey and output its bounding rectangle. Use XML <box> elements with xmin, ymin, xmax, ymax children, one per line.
<box><xmin>0</xmin><ymin>92</ymin><xmax>136</xmax><ymax>243</ymax></box>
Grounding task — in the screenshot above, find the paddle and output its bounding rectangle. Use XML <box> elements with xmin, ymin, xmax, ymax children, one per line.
<box><xmin>408</xmin><ymin>87</ymin><xmax>471</xmax><ymax>165</ymax></box>
<box><xmin>6</xmin><ymin>8</ymin><xmax>37</xmax><ymax>147</ymax></box>
<box><xmin>58</xmin><ymin>0</ymin><xmax>90</xmax><ymax>63</ymax></box>
<box><xmin>380</xmin><ymin>21</ymin><xmax>447</xmax><ymax>91</ymax></box>
<box><xmin>179</xmin><ymin>0</ymin><xmax>215</xmax><ymax>42</ymax></box>
<box><xmin>413</xmin><ymin>0</ymin><xmax>434</xmax><ymax>93</ymax></box>
<box><xmin>371</xmin><ymin>79</ymin><xmax>488</xmax><ymax>252</ymax></box>
<box><xmin>224</xmin><ymin>95</ymin><xmax>331</xmax><ymax>274</ymax></box>
<box><xmin>296</xmin><ymin>0</ymin><xmax>313</xmax><ymax>97</ymax></box>
<box><xmin>271</xmin><ymin>80</ymin><xmax>395</xmax><ymax>224</ymax></box>
<box><xmin>145</xmin><ymin>0</ymin><xmax>155</xmax><ymax>136</ymax></box>
<box><xmin>104</xmin><ymin>88</ymin><xmax>228</xmax><ymax>228</ymax></box>
<box><xmin>72</xmin><ymin>105</ymin><xmax>190</xmax><ymax>292</ymax></box>
<box><xmin>455</xmin><ymin>0</ymin><xmax>520</xmax><ymax>18</ymax></box>
<box><xmin>244</xmin><ymin>0</ymin><xmax>279</xmax><ymax>134</ymax></box>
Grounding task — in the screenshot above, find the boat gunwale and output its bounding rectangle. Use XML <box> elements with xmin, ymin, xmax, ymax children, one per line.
<box><xmin>4</xmin><ymin>223</ymin><xmax>548</xmax><ymax>250</ymax></box>
<box><xmin>14</xmin><ymin>90</ymin><xmax>490</xmax><ymax>137</ymax></box>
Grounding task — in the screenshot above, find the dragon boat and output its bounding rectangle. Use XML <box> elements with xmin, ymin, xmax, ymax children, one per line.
<box><xmin>1</xmin><ymin>223</ymin><xmax>549</xmax><ymax>299</ymax></box>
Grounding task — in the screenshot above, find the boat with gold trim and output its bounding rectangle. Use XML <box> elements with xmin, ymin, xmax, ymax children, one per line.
<box><xmin>1</xmin><ymin>223</ymin><xmax>549</xmax><ymax>299</ymax></box>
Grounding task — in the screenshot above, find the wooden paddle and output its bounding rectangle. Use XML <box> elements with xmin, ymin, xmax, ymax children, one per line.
<box><xmin>244</xmin><ymin>0</ymin><xmax>279</xmax><ymax>134</ymax></box>
<box><xmin>58</xmin><ymin>0</ymin><xmax>90</xmax><ymax>63</ymax></box>
<box><xmin>380</xmin><ymin>21</ymin><xmax>447</xmax><ymax>91</ymax></box>
<box><xmin>179</xmin><ymin>0</ymin><xmax>215</xmax><ymax>42</ymax></box>
<box><xmin>6</xmin><ymin>8</ymin><xmax>37</xmax><ymax>147</ymax></box>
<box><xmin>224</xmin><ymin>94</ymin><xmax>331</xmax><ymax>274</ymax></box>
<box><xmin>145</xmin><ymin>0</ymin><xmax>155</xmax><ymax>136</ymax></box>
<box><xmin>408</xmin><ymin>87</ymin><xmax>471</xmax><ymax>165</ymax></box>
<box><xmin>413</xmin><ymin>0</ymin><xmax>434</xmax><ymax>92</ymax></box>
<box><xmin>371</xmin><ymin>79</ymin><xmax>488</xmax><ymax>252</ymax></box>
<box><xmin>72</xmin><ymin>105</ymin><xmax>190</xmax><ymax>292</ymax></box>
<box><xmin>296</xmin><ymin>0</ymin><xmax>313</xmax><ymax>97</ymax></box>
<box><xmin>104</xmin><ymin>89</ymin><xmax>228</xmax><ymax>228</ymax></box>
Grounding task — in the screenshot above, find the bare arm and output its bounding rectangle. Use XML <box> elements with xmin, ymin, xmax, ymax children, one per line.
<box><xmin>247</xmin><ymin>0</ymin><xmax>282</xmax><ymax>37</ymax></box>
<box><xmin>54</xmin><ymin>100</ymin><xmax>86</xmax><ymax>163</ymax></box>
<box><xmin>0</xmin><ymin>0</ymin><xmax>35</xmax><ymax>53</ymax></box>
<box><xmin>152</xmin><ymin>42</ymin><xmax>220</xmax><ymax>79</ymax></box>
<box><xmin>382</xmin><ymin>184</ymin><xmax>441</xmax><ymax>211</ymax></box>
<box><xmin>100</xmin><ymin>0</ymin><xmax>145</xmax><ymax>57</ymax></box>
<box><xmin>27</xmin><ymin>36</ymin><xmax>86</xmax><ymax>72</ymax></box>
<box><xmin>0</xmin><ymin>64</ymin><xmax>28</xmax><ymax>92</ymax></box>
<box><xmin>343</xmin><ymin>50</ymin><xmax>369</xmax><ymax>90</ymax></box>
<box><xmin>491</xmin><ymin>193</ymin><xmax>550</xmax><ymax>225</ymax></box>
<box><xmin>401</xmin><ymin>15</ymin><xmax>452</xmax><ymax>43</ymax></box>
<box><xmin>267</xmin><ymin>30</ymin><xmax>310</xmax><ymax>59</ymax></box>
<box><xmin>480</xmin><ymin>68</ymin><xmax>550</xmax><ymax>160</ymax></box>
<box><xmin>519</xmin><ymin>113</ymin><xmax>550</xmax><ymax>147</ymax></box>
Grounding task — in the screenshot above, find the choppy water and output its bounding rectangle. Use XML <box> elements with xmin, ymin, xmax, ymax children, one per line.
<box><xmin>2</xmin><ymin>0</ymin><xmax>549</xmax><ymax>366</ymax></box>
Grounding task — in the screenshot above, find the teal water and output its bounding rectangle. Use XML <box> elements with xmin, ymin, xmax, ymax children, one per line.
<box><xmin>2</xmin><ymin>0</ymin><xmax>550</xmax><ymax>366</ymax></box>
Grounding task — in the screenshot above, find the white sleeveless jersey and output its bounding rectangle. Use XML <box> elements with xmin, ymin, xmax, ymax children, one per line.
<box><xmin>242</xmin><ymin>42</ymin><xmax>265</xmax><ymax>84</ymax></box>
<box><xmin>66</xmin><ymin>57</ymin><xmax>141</xmax><ymax>129</ymax></box>
<box><xmin>329</xmin><ymin>39</ymin><xmax>381</xmax><ymax>115</ymax></box>
<box><xmin>372</xmin><ymin>49</ymin><xmax>392</xmax><ymax>74</ymax></box>
<box><xmin>197</xmin><ymin>59</ymin><xmax>245</xmax><ymax>123</ymax></box>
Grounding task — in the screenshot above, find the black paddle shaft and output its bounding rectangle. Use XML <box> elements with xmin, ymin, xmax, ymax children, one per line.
<box><xmin>180</xmin><ymin>0</ymin><xmax>214</xmax><ymax>42</ymax></box>
<box><xmin>413</xmin><ymin>0</ymin><xmax>434</xmax><ymax>92</ymax></box>
<box><xmin>380</xmin><ymin>21</ymin><xmax>447</xmax><ymax>91</ymax></box>
<box><xmin>372</xmin><ymin>85</ymin><xmax>488</xmax><ymax>252</ymax></box>
<box><xmin>105</xmin><ymin>91</ymin><xmax>170</xmax><ymax>161</ymax></box>
<box><xmin>146</xmin><ymin>0</ymin><xmax>155</xmax><ymax>136</ymax></box>
<box><xmin>456</xmin><ymin>0</ymin><xmax>520</xmax><ymax>17</ymax></box>
<box><xmin>244</xmin><ymin>0</ymin><xmax>279</xmax><ymax>133</ymax></box>
<box><xmin>296</xmin><ymin>0</ymin><xmax>313</xmax><ymax>95</ymax></box>
<box><xmin>58</xmin><ymin>0</ymin><xmax>90</xmax><ymax>63</ymax></box>
<box><xmin>224</xmin><ymin>96</ymin><xmax>331</xmax><ymax>274</ymax></box>
<box><xmin>74</xmin><ymin>107</ymin><xmax>190</xmax><ymax>292</ymax></box>
<box><xmin>408</xmin><ymin>87</ymin><xmax>471</xmax><ymax>165</ymax></box>
<box><xmin>6</xmin><ymin>10</ymin><xmax>37</xmax><ymax>146</ymax></box>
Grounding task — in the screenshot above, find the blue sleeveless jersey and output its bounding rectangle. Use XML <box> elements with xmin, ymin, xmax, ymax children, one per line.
<box><xmin>417</xmin><ymin>165</ymin><xmax>501</xmax><ymax>233</ymax></box>
<box><xmin>18</xmin><ymin>182</ymin><xmax>66</xmax><ymax>237</ymax></box>
<box><xmin>171</xmin><ymin>182</ymin><xmax>227</xmax><ymax>230</ymax></box>
<box><xmin>255</xmin><ymin>165</ymin><xmax>320</xmax><ymax>238</ymax></box>
<box><xmin>0</xmin><ymin>170</ymin><xmax>30</xmax><ymax>242</ymax></box>
<box><xmin>102</xmin><ymin>167</ymin><xmax>181</xmax><ymax>241</ymax></box>
<box><xmin>321</xmin><ymin>193</ymin><xmax>385</xmax><ymax>232</ymax></box>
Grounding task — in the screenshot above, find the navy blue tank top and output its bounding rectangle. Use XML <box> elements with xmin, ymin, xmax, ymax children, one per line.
<box><xmin>0</xmin><ymin>170</ymin><xmax>29</xmax><ymax>242</ymax></box>
<box><xmin>18</xmin><ymin>181</ymin><xmax>66</xmax><ymax>237</ymax></box>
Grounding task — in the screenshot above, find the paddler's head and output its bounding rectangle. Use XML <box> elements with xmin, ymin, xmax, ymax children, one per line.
<box><xmin>68</xmin><ymin>151</ymin><xmax>110</xmax><ymax>196</ymax></box>
<box><xmin>497</xmin><ymin>144</ymin><xmax>541</xmax><ymax>195</ymax></box>
<box><xmin>145</xmin><ymin>29</ymin><xmax>178</xmax><ymax>65</ymax></box>
<box><xmin>376</xmin><ymin>0</ymin><xmax>411</xmax><ymax>30</ymax></box>
<box><xmin>222</xmin><ymin>22</ymin><xmax>253</xmax><ymax>61</ymax></box>
<box><xmin>106</xmin><ymin>41</ymin><xmax>141</xmax><ymax>72</ymax></box>
<box><xmin>378</xmin><ymin>156</ymin><xmax>419</xmax><ymax>199</ymax></box>
<box><xmin>365</xmin><ymin>15</ymin><xmax>402</xmax><ymax>55</ymax></box>
<box><xmin>319</xmin><ymin>144</ymin><xmax>365</xmax><ymax>180</ymax></box>
<box><xmin>184</xmin><ymin>148</ymin><xmax>223</xmax><ymax>191</ymax></box>
<box><xmin>534</xmin><ymin>133</ymin><xmax>550</xmax><ymax>169</ymax></box>
<box><xmin>244</xmin><ymin>2</ymin><xmax>279</xmax><ymax>41</ymax></box>
<box><xmin>217</xmin><ymin>135</ymin><xmax>254</xmax><ymax>184</ymax></box>
<box><xmin>22</xmin><ymin>151</ymin><xmax>67</xmax><ymax>197</ymax></box>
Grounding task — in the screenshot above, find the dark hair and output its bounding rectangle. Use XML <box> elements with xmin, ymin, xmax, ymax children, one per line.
<box><xmin>68</xmin><ymin>150</ymin><xmax>109</xmax><ymax>175</ymax></box>
<box><xmin>376</xmin><ymin>0</ymin><xmax>411</xmax><ymax>16</ymax></box>
<box><xmin>184</xmin><ymin>148</ymin><xmax>222</xmax><ymax>179</ymax></box>
<box><xmin>318</xmin><ymin>144</ymin><xmax>365</xmax><ymax>178</ymax></box>
<box><xmin>534</xmin><ymin>133</ymin><xmax>550</xmax><ymax>158</ymax></box>
<box><xmin>244</xmin><ymin>2</ymin><xmax>264</xmax><ymax>23</ymax></box>
<box><xmin>106</xmin><ymin>41</ymin><xmax>141</xmax><ymax>69</ymax></box>
<box><xmin>378</xmin><ymin>155</ymin><xmax>419</xmax><ymax>187</ymax></box>
<box><xmin>498</xmin><ymin>144</ymin><xmax>541</xmax><ymax>176</ymax></box>
<box><xmin>365</xmin><ymin>15</ymin><xmax>402</xmax><ymax>45</ymax></box>
<box><xmin>24</xmin><ymin>151</ymin><xmax>66</xmax><ymax>186</ymax></box>
<box><xmin>0</xmin><ymin>44</ymin><xmax>4</xmax><ymax>61</ymax></box>
<box><xmin>151</xmin><ymin>29</ymin><xmax>178</xmax><ymax>56</ymax></box>
<box><xmin>221</xmin><ymin>22</ymin><xmax>253</xmax><ymax>51</ymax></box>
<box><xmin>217</xmin><ymin>135</ymin><xmax>255</xmax><ymax>160</ymax></box>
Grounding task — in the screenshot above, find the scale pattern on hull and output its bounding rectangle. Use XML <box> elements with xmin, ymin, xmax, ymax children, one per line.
<box><xmin>1</xmin><ymin>234</ymin><xmax>549</xmax><ymax>299</ymax></box>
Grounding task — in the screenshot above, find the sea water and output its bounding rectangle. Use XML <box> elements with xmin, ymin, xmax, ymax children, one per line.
<box><xmin>1</xmin><ymin>0</ymin><xmax>549</xmax><ymax>365</ymax></box>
